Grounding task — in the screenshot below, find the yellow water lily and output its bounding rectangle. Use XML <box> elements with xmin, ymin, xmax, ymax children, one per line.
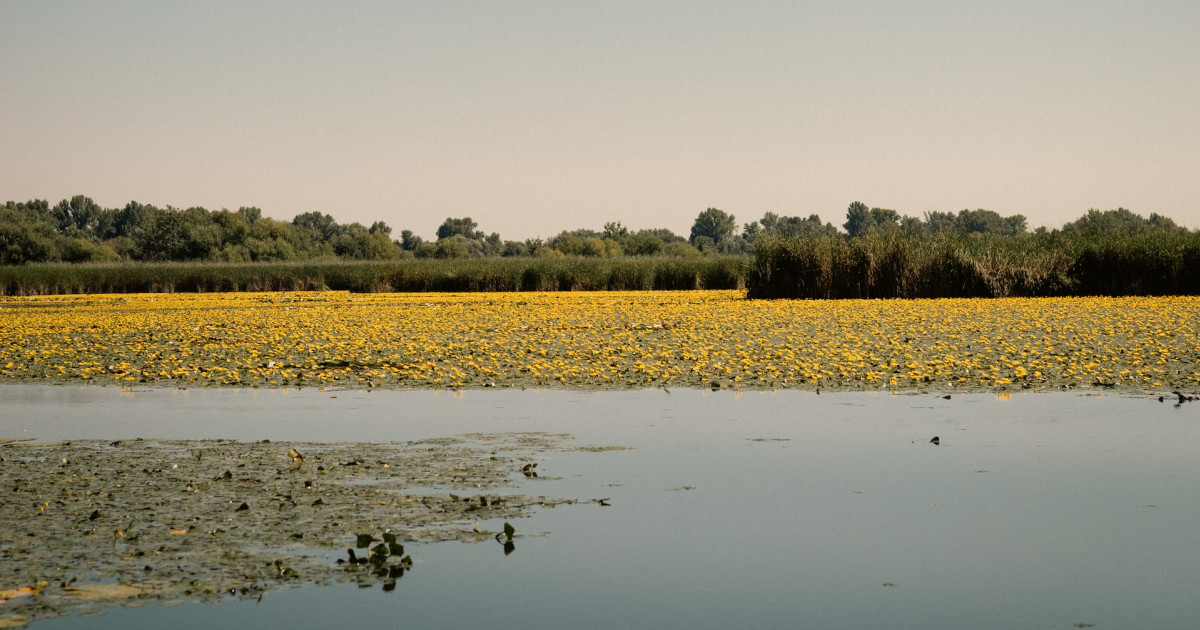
<box><xmin>0</xmin><ymin>291</ymin><xmax>1197</xmax><ymax>391</ymax></box>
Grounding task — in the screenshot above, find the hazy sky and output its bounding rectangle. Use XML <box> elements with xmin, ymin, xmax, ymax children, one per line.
<box><xmin>3</xmin><ymin>1</ymin><xmax>1198</xmax><ymax>239</ymax></box>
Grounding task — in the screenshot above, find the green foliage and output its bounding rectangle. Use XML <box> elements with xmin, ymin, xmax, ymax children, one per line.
<box><xmin>0</xmin><ymin>220</ymin><xmax>60</xmax><ymax>264</ymax></box>
<box><xmin>0</xmin><ymin>257</ymin><xmax>749</xmax><ymax>295</ymax></box>
<box><xmin>843</xmin><ymin>202</ymin><xmax>902</xmax><ymax>237</ymax></box>
<box><xmin>1060</xmin><ymin>207</ymin><xmax>1184</xmax><ymax>236</ymax></box>
<box><xmin>690</xmin><ymin>207</ymin><xmax>737</xmax><ymax>245</ymax></box>
<box><xmin>0</xmin><ymin>197</ymin><xmax>411</xmax><ymax>265</ymax></box>
<box><xmin>748</xmin><ymin>229</ymin><xmax>1198</xmax><ymax>299</ymax></box>
<box><xmin>747</xmin><ymin>212</ymin><xmax>838</xmax><ymax>240</ymax></box>
<box><xmin>916</xmin><ymin>209</ymin><xmax>1027</xmax><ymax>236</ymax></box>
<box><xmin>340</xmin><ymin>531</ymin><xmax>413</xmax><ymax>589</ymax></box>
<box><xmin>436</xmin><ymin>216</ymin><xmax>483</xmax><ymax>240</ymax></box>
<box><xmin>1</xmin><ymin>196</ymin><xmax>728</xmax><ymax>265</ymax></box>
<box><xmin>662</xmin><ymin>241</ymin><xmax>702</xmax><ymax>258</ymax></box>
<box><xmin>3</xmin><ymin>196</ymin><xmax>1195</xmax><ymax>300</ymax></box>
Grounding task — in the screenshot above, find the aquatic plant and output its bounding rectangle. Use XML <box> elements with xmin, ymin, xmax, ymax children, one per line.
<box><xmin>2</xmin><ymin>291</ymin><xmax>1197</xmax><ymax>391</ymax></box>
<box><xmin>0</xmin><ymin>257</ymin><xmax>749</xmax><ymax>296</ymax></box>
<box><xmin>747</xmin><ymin>231</ymin><xmax>1200</xmax><ymax>299</ymax></box>
<box><xmin>0</xmin><ymin>434</ymin><xmax>603</xmax><ymax>625</ymax></box>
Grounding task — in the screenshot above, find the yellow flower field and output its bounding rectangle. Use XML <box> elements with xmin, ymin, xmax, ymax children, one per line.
<box><xmin>1</xmin><ymin>291</ymin><xmax>1198</xmax><ymax>392</ymax></box>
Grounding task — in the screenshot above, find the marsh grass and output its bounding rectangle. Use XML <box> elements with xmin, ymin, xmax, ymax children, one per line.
<box><xmin>748</xmin><ymin>231</ymin><xmax>1200</xmax><ymax>299</ymax></box>
<box><xmin>0</xmin><ymin>257</ymin><xmax>749</xmax><ymax>296</ymax></box>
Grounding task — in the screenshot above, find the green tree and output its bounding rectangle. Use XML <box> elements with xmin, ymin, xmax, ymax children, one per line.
<box><xmin>51</xmin><ymin>195</ymin><xmax>104</xmax><ymax>237</ymax></box>
<box><xmin>923</xmin><ymin>211</ymin><xmax>957</xmax><ymax>233</ymax></box>
<box><xmin>436</xmin><ymin>217</ymin><xmax>483</xmax><ymax>240</ymax></box>
<box><xmin>501</xmin><ymin>240</ymin><xmax>530</xmax><ymax>257</ymax></box>
<box><xmin>1002</xmin><ymin>215</ymin><xmax>1028</xmax><ymax>236</ymax></box>
<box><xmin>482</xmin><ymin>232</ymin><xmax>503</xmax><ymax>256</ymax></box>
<box><xmin>134</xmin><ymin>207</ymin><xmax>185</xmax><ymax>261</ymax></box>
<box><xmin>663</xmin><ymin>241</ymin><xmax>702</xmax><ymax>258</ymax></box>
<box><xmin>333</xmin><ymin>223</ymin><xmax>402</xmax><ymax>259</ymax></box>
<box><xmin>246</xmin><ymin>218</ymin><xmax>299</xmax><ymax>261</ymax></box>
<box><xmin>692</xmin><ymin>235</ymin><xmax>716</xmax><ymax>253</ymax></box>
<box><xmin>555</xmin><ymin>234</ymin><xmax>588</xmax><ymax>256</ymax></box>
<box><xmin>399</xmin><ymin>230</ymin><xmax>424</xmax><ymax>251</ymax></box>
<box><xmin>869</xmin><ymin>208</ymin><xmax>901</xmax><ymax>231</ymax></box>
<box><xmin>62</xmin><ymin>237</ymin><xmax>120</xmax><ymax>262</ymax></box>
<box><xmin>113</xmin><ymin>201</ymin><xmax>154</xmax><ymax>239</ymax></box>
<box><xmin>603</xmin><ymin>221</ymin><xmax>629</xmax><ymax>242</ymax></box>
<box><xmin>899</xmin><ymin>216</ymin><xmax>927</xmax><ymax>236</ymax></box>
<box><xmin>581</xmin><ymin>237</ymin><xmax>607</xmax><ymax>257</ymax></box>
<box><xmin>748</xmin><ymin>212</ymin><xmax>838</xmax><ymax>239</ymax></box>
<box><xmin>293</xmin><ymin>211</ymin><xmax>339</xmax><ymax>239</ymax></box>
<box><xmin>624</xmin><ymin>232</ymin><xmax>664</xmax><ymax>256</ymax></box>
<box><xmin>1060</xmin><ymin>208</ymin><xmax>1180</xmax><ymax>236</ymax></box>
<box><xmin>844</xmin><ymin>202</ymin><xmax>901</xmax><ymax>237</ymax></box>
<box><xmin>413</xmin><ymin>241</ymin><xmax>439</xmax><ymax>258</ymax></box>
<box><xmin>843</xmin><ymin>201</ymin><xmax>871</xmax><ymax>237</ymax></box>
<box><xmin>434</xmin><ymin>235</ymin><xmax>474</xmax><ymax>258</ymax></box>
<box><xmin>211</xmin><ymin>209</ymin><xmax>250</xmax><ymax>247</ymax></box>
<box><xmin>236</xmin><ymin>206</ymin><xmax>262</xmax><ymax>224</ymax></box>
<box><xmin>690</xmin><ymin>208</ymin><xmax>737</xmax><ymax>245</ymax></box>
<box><xmin>0</xmin><ymin>222</ymin><xmax>58</xmax><ymax>264</ymax></box>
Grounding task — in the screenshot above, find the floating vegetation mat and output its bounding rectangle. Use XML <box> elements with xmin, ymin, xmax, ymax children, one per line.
<box><xmin>2</xmin><ymin>291</ymin><xmax>1199</xmax><ymax>391</ymax></box>
<box><xmin>0</xmin><ymin>434</ymin><xmax>625</xmax><ymax>627</ymax></box>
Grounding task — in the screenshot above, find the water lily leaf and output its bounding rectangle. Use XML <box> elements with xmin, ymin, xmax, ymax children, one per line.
<box><xmin>62</xmin><ymin>584</ymin><xmax>142</xmax><ymax>600</ymax></box>
<box><xmin>0</xmin><ymin>588</ymin><xmax>37</xmax><ymax>602</ymax></box>
<box><xmin>355</xmin><ymin>533</ymin><xmax>374</xmax><ymax>548</ymax></box>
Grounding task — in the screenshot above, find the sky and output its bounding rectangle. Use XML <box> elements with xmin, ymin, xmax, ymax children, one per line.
<box><xmin>3</xmin><ymin>1</ymin><xmax>1198</xmax><ymax>240</ymax></box>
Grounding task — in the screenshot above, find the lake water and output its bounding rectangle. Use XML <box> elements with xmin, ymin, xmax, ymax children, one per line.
<box><xmin>3</xmin><ymin>385</ymin><xmax>1199</xmax><ymax>629</ymax></box>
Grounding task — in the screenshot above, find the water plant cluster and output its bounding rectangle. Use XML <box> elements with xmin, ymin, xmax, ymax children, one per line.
<box><xmin>2</xmin><ymin>291</ymin><xmax>1197</xmax><ymax>391</ymax></box>
<box><xmin>0</xmin><ymin>433</ymin><xmax>611</xmax><ymax>626</ymax></box>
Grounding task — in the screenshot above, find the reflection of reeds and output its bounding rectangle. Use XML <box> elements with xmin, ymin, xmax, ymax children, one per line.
<box><xmin>0</xmin><ymin>257</ymin><xmax>750</xmax><ymax>295</ymax></box>
<box><xmin>748</xmin><ymin>231</ymin><xmax>1200</xmax><ymax>299</ymax></box>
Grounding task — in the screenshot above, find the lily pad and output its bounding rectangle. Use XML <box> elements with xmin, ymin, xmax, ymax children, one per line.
<box><xmin>0</xmin><ymin>432</ymin><xmax>625</xmax><ymax>625</ymax></box>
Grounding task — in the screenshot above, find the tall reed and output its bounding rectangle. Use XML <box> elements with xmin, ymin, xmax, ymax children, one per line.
<box><xmin>748</xmin><ymin>231</ymin><xmax>1199</xmax><ymax>299</ymax></box>
<box><xmin>0</xmin><ymin>257</ymin><xmax>749</xmax><ymax>296</ymax></box>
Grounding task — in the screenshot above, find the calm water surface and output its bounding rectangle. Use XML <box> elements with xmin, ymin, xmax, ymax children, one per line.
<box><xmin>2</xmin><ymin>386</ymin><xmax>1198</xmax><ymax>629</ymax></box>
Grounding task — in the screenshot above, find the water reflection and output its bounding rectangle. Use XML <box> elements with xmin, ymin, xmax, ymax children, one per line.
<box><xmin>5</xmin><ymin>386</ymin><xmax>1200</xmax><ymax>629</ymax></box>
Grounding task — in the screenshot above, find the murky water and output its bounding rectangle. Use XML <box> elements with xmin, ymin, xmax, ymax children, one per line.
<box><xmin>3</xmin><ymin>385</ymin><xmax>1199</xmax><ymax>629</ymax></box>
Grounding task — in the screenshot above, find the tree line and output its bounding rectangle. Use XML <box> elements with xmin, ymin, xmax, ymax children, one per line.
<box><xmin>0</xmin><ymin>194</ymin><xmax>1191</xmax><ymax>266</ymax></box>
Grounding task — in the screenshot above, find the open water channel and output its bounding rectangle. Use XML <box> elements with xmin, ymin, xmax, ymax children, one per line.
<box><xmin>2</xmin><ymin>385</ymin><xmax>1199</xmax><ymax>629</ymax></box>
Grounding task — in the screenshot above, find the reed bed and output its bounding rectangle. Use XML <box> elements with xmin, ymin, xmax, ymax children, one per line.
<box><xmin>0</xmin><ymin>257</ymin><xmax>749</xmax><ymax>296</ymax></box>
<box><xmin>747</xmin><ymin>231</ymin><xmax>1200</xmax><ymax>299</ymax></box>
